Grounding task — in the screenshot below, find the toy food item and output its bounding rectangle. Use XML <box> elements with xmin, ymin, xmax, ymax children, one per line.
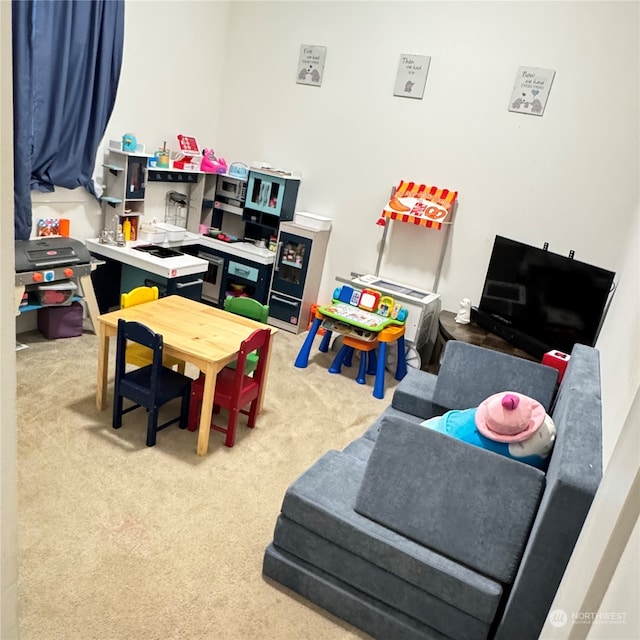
<box><xmin>388</xmin><ymin>196</ymin><xmax>410</xmax><ymax>212</ymax></box>
<box><xmin>424</xmin><ymin>205</ymin><xmax>448</xmax><ymax>220</ymax></box>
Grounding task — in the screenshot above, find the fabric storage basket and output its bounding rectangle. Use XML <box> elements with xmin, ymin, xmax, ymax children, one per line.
<box><xmin>37</xmin><ymin>301</ymin><xmax>84</xmax><ymax>339</ymax></box>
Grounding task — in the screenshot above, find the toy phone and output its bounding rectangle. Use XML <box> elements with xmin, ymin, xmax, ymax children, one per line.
<box><xmin>358</xmin><ymin>288</ymin><xmax>380</xmax><ymax>312</ymax></box>
<box><xmin>377</xmin><ymin>295</ymin><xmax>394</xmax><ymax>317</ymax></box>
<box><xmin>334</xmin><ymin>285</ymin><xmax>354</xmax><ymax>303</ymax></box>
<box><xmin>349</xmin><ymin>288</ymin><xmax>362</xmax><ymax>306</ymax></box>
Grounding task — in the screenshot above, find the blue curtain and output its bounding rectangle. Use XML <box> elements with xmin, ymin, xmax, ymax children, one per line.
<box><xmin>13</xmin><ymin>0</ymin><xmax>125</xmax><ymax>240</ymax></box>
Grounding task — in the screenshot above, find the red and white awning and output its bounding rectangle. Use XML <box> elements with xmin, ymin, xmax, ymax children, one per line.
<box><xmin>377</xmin><ymin>181</ymin><xmax>458</xmax><ymax>230</ymax></box>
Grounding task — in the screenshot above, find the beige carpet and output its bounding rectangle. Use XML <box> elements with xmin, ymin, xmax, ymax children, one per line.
<box><xmin>16</xmin><ymin>325</ymin><xmax>401</xmax><ymax>640</ymax></box>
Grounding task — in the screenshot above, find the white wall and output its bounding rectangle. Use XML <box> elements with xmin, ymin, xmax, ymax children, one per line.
<box><xmin>215</xmin><ymin>1</ymin><xmax>639</xmax><ymax>314</ymax></box>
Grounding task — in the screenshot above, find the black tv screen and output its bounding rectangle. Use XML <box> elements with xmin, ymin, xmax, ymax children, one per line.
<box><xmin>478</xmin><ymin>236</ymin><xmax>616</xmax><ymax>355</ymax></box>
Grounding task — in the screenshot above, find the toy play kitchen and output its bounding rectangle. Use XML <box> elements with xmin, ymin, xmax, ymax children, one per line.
<box><xmin>95</xmin><ymin>133</ymin><xmax>332</xmax><ymax>315</ymax></box>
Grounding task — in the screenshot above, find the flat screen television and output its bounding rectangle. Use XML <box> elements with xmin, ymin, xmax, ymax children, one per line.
<box><xmin>475</xmin><ymin>235</ymin><xmax>616</xmax><ymax>358</ymax></box>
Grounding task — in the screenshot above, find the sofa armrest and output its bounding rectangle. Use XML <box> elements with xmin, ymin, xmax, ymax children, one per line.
<box><xmin>391</xmin><ymin>367</ymin><xmax>448</xmax><ymax>420</ymax></box>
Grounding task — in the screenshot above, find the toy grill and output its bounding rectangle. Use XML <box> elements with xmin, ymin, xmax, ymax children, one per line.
<box><xmin>15</xmin><ymin>237</ymin><xmax>93</xmax><ymax>286</ymax></box>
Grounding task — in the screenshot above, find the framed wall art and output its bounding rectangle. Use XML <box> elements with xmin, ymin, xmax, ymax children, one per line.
<box><xmin>509</xmin><ymin>66</ymin><xmax>556</xmax><ymax>116</ymax></box>
<box><xmin>296</xmin><ymin>45</ymin><xmax>326</xmax><ymax>87</ymax></box>
<box><xmin>393</xmin><ymin>54</ymin><xmax>431</xmax><ymax>99</ymax></box>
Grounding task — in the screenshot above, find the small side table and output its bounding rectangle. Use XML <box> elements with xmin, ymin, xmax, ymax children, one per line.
<box><xmin>430</xmin><ymin>310</ymin><xmax>539</xmax><ymax>372</ymax></box>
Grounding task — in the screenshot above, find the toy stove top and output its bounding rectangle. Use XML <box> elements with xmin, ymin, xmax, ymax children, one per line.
<box><xmin>15</xmin><ymin>237</ymin><xmax>93</xmax><ymax>286</ymax></box>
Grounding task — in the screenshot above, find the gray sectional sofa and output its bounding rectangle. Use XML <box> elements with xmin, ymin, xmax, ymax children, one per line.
<box><xmin>263</xmin><ymin>340</ymin><xmax>604</xmax><ymax>639</ymax></box>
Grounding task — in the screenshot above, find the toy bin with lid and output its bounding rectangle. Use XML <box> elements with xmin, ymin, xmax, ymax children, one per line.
<box><xmin>36</xmin><ymin>281</ymin><xmax>77</xmax><ymax>306</ymax></box>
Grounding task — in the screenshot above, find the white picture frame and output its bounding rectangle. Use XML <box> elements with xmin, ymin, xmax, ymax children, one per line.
<box><xmin>296</xmin><ymin>45</ymin><xmax>326</xmax><ymax>87</ymax></box>
<box><xmin>393</xmin><ymin>54</ymin><xmax>431</xmax><ymax>99</ymax></box>
<box><xmin>509</xmin><ymin>66</ymin><xmax>556</xmax><ymax>116</ymax></box>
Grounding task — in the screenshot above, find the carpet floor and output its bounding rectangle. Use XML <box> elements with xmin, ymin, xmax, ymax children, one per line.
<box><xmin>16</xmin><ymin>326</ymin><xmax>398</xmax><ymax>640</ymax></box>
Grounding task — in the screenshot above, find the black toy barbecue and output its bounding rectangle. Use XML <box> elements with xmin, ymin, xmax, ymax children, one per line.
<box><xmin>15</xmin><ymin>237</ymin><xmax>93</xmax><ymax>286</ymax></box>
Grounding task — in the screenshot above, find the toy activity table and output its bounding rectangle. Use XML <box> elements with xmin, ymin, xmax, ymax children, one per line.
<box><xmin>294</xmin><ymin>286</ymin><xmax>408</xmax><ymax>399</ymax></box>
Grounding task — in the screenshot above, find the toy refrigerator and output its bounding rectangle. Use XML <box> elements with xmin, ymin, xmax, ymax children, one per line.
<box><xmin>267</xmin><ymin>221</ymin><xmax>331</xmax><ymax>333</ymax></box>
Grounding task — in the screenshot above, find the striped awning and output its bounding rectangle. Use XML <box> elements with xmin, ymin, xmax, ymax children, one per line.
<box><xmin>377</xmin><ymin>181</ymin><xmax>458</xmax><ymax>230</ymax></box>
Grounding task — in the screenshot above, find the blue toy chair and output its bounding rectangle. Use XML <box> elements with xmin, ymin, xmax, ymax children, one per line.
<box><xmin>112</xmin><ymin>319</ymin><xmax>192</xmax><ymax>447</ymax></box>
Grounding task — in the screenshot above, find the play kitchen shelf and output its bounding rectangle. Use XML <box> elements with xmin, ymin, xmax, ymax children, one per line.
<box><xmin>101</xmin><ymin>148</ymin><xmax>212</xmax><ymax>239</ymax></box>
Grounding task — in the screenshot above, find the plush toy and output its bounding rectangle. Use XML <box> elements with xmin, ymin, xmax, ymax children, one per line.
<box><xmin>421</xmin><ymin>391</ymin><xmax>556</xmax><ymax>470</ymax></box>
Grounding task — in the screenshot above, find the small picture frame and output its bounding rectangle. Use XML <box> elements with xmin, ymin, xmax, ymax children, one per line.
<box><xmin>296</xmin><ymin>45</ymin><xmax>326</xmax><ymax>87</ymax></box>
<box><xmin>394</xmin><ymin>54</ymin><xmax>431</xmax><ymax>99</ymax></box>
<box><xmin>508</xmin><ymin>66</ymin><xmax>556</xmax><ymax>116</ymax></box>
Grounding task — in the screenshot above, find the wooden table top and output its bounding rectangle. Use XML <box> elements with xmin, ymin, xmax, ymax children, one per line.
<box><xmin>98</xmin><ymin>295</ymin><xmax>276</xmax><ymax>364</ymax></box>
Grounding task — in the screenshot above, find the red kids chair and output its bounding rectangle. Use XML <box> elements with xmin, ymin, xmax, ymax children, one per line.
<box><xmin>187</xmin><ymin>328</ymin><xmax>271</xmax><ymax>447</ymax></box>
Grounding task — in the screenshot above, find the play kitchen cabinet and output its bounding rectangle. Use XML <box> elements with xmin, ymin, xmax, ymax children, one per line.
<box><xmin>86</xmin><ymin>238</ymin><xmax>207</xmax><ymax>311</ymax></box>
<box><xmin>268</xmin><ymin>221</ymin><xmax>331</xmax><ymax>333</ymax></box>
<box><xmin>185</xmin><ymin>242</ymin><xmax>273</xmax><ymax>306</ymax></box>
<box><xmin>223</xmin><ymin>255</ymin><xmax>272</xmax><ymax>303</ymax></box>
<box><xmin>181</xmin><ymin>237</ymin><xmax>275</xmax><ymax>307</ymax></box>
<box><xmin>243</xmin><ymin>168</ymin><xmax>300</xmax><ymax>245</ymax></box>
<box><xmin>120</xmin><ymin>264</ymin><xmax>204</xmax><ymax>301</ymax></box>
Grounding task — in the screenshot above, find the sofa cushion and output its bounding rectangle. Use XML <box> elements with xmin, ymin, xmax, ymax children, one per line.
<box><xmin>432</xmin><ymin>341</ymin><xmax>558</xmax><ymax>412</ymax></box>
<box><xmin>273</xmin><ymin>516</ymin><xmax>492</xmax><ymax>640</ymax></box>
<box><xmin>391</xmin><ymin>368</ymin><xmax>448</xmax><ymax>419</ymax></box>
<box><xmin>342</xmin><ymin>436</ymin><xmax>375</xmax><ymax>461</ymax></box>
<box><xmin>355</xmin><ymin>413</ymin><xmax>545</xmax><ymax>583</ymax></box>
<box><xmin>264</xmin><ymin>543</ymin><xmax>452</xmax><ymax>640</ymax></box>
<box><xmin>281</xmin><ymin>448</ymin><xmax>503</xmax><ymax>622</ymax></box>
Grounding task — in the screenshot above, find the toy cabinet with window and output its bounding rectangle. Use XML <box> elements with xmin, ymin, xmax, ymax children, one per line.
<box><xmin>268</xmin><ymin>221</ymin><xmax>331</xmax><ymax>333</ymax></box>
<box><xmin>243</xmin><ymin>169</ymin><xmax>300</xmax><ymax>244</ymax></box>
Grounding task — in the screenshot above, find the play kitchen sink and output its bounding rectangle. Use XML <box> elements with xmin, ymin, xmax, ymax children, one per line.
<box><xmin>132</xmin><ymin>245</ymin><xmax>184</xmax><ymax>259</ymax></box>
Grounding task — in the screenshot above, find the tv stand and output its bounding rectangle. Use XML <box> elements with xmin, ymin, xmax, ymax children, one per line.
<box><xmin>470</xmin><ymin>306</ymin><xmax>550</xmax><ymax>360</ymax></box>
<box><xmin>429</xmin><ymin>310</ymin><xmax>541</xmax><ymax>372</ymax></box>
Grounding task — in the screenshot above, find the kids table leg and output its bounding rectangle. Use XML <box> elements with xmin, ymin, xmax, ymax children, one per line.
<box><xmin>294</xmin><ymin>316</ymin><xmax>322</xmax><ymax>368</ymax></box>
<box><xmin>318</xmin><ymin>328</ymin><xmax>333</xmax><ymax>352</ymax></box>
<box><xmin>374</xmin><ymin>326</ymin><xmax>407</xmax><ymax>399</ymax></box>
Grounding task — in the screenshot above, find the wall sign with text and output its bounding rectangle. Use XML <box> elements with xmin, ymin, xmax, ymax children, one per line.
<box><xmin>296</xmin><ymin>45</ymin><xmax>326</xmax><ymax>87</ymax></box>
<box><xmin>394</xmin><ymin>54</ymin><xmax>431</xmax><ymax>99</ymax></box>
<box><xmin>509</xmin><ymin>66</ymin><xmax>556</xmax><ymax>116</ymax></box>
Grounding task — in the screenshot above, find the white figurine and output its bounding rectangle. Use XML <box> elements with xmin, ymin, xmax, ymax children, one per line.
<box><xmin>455</xmin><ymin>298</ymin><xmax>471</xmax><ymax>324</ymax></box>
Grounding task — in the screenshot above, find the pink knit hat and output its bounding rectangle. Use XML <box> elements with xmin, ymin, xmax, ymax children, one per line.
<box><xmin>475</xmin><ymin>392</ymin><xmax>546</xmax><ymax>443</ymax></box>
